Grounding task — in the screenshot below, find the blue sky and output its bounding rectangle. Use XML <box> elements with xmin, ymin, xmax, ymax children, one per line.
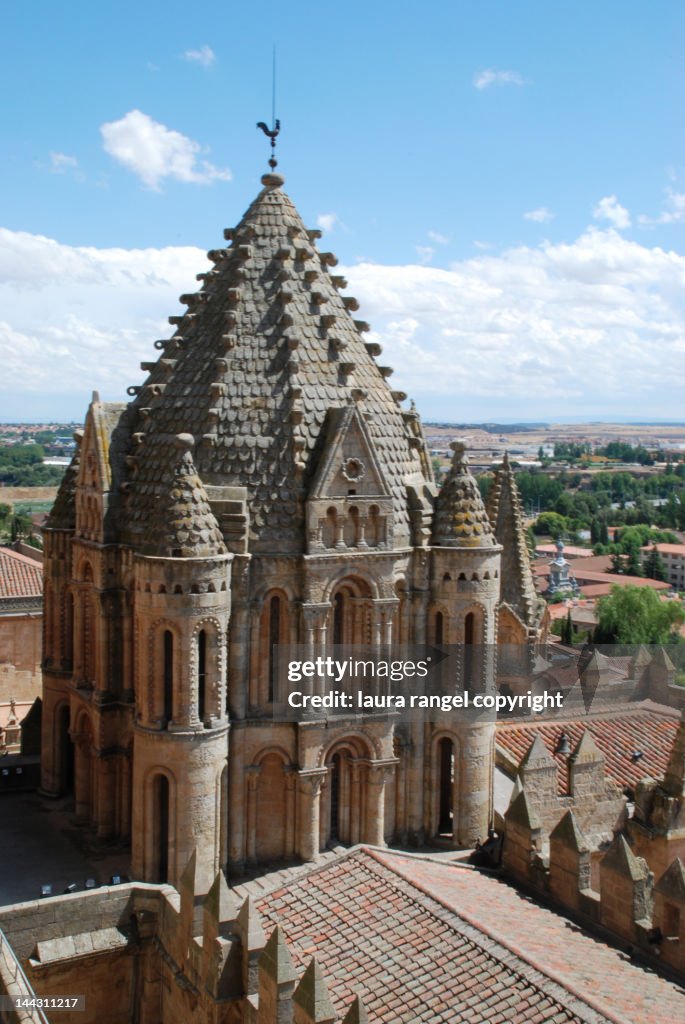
<box><xmin>1</xmin><ymin>1</ymin><xmax>684</xmax><ymax>421</ymax></box>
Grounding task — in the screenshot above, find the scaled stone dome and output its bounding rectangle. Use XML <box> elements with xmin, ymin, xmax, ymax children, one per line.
<box><xmin>119</xmin><ymin>172</ymin><xmax>432</xmax><ymax>555</ymax></box>
<box><xmin>433</xmin><ymin>442</ymin><xmax>496</xmax><ymax>548</ymax></box>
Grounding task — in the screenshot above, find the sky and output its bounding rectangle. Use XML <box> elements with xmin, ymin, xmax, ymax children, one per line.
<box><xmin>1</xmin><ymin>0</ymin><xmax>684</xmax><ymax>423</ymax></box>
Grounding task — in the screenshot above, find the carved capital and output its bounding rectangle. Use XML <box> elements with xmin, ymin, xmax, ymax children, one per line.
<box><xmin>297</xmin><ymin>769</ymin><xmax>327</xmax><ymax>796</ymax></box>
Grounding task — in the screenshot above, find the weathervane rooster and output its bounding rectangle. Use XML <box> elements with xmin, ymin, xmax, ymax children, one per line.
<box><xmin>257</xmin><ymin>119</ymin><xmax>281</xmax><ymax>170</ymax></box>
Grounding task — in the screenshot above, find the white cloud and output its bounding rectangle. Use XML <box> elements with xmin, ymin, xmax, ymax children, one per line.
<box><xmin>593</xmin><ymin>195</ymin><xmax>631</xmax><ymax>230</ymax></box>
<box><xmin>0</xmin><ymin>227</ymin><xmax>204</xmax><ymax>413</ymax></box>
<box><xmin>415</xmin><ymin>246</ymin><xmax>434</xmax><ymax>264</ymax></box>
<box><xmin>639</xmin><ymin>188</ymin><xmax>685</xmax><ymax>226</ymax></box>
<box><xmin>427</xmin><ymin>230</ymin><xmax>449</xmax><ymax>245</ymax></box>
<box><xmin>473</xmin><ymin>69</ymin><xmax>525</xmax><ymax>90</ymax></box>
<box><xmin>100</xmin><ymin>110</ymin><xmax>231</xmax><ymax>190</ymax></box>
<box><xmin>49</xmin><ymin>152</ymin><xmax>78</xmax><ymax>174</ymax></box>
<box><xmin>524</xmin><ymin>207</ymin><xmax>554</xmax><ymax>223</ymax></box>
<box><xmin>1</xmin><ymin>222</ymin><xmax>684</xmax><ymax>421</ymax></box>
<box><xmin>317</xmin><ymin>213</ymin><xmax>339</xmax><ymax>233</ymax></box>
<box><xmin>341</xmin><ymin>227</ymin><xmax>685</xmax><ymax>418</ymax></box>
<box><xmin>183</xmin><ymin>45</ymin><xmax>215</xmax><ymax>67</ymax></box>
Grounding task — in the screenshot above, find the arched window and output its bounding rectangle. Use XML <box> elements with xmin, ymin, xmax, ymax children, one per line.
<box><xmin>163</xmin><ymin>631</ymin><xmax>174</xmax><ymax>725</ymax></box>
<box><xmin>257</xmin><ymin>593</ymin><xmax>289</xmax><ymax>707</ymax></box>
<box><xmin>435</xmin><ymin>610</ymin><xmax>444</xmax><ymax>647</ymax></box>
<box><xmin>464</xmin><ymin>612</ymin><xmax>475</xmax><ymax>686</ymax></box>
<box><xmin>330</xmin><ymin>753</ymin><xmax>342</xmax><ymax>840</ymax></box>
<box><xmin>322</xmin><ymin>507</ymin><xmax>337</xmax><ymax>549</ymax></box>
<box><xmin>438</xmin><ymin>737</ymin><xmax>454</xmax><ymax>836</ymax></box>
<box><xmin>333</xmin><ymin>592</ymin><xmax>345</xmax><ymax>646</ymax></box>
<box><xmin>368</xmin><ymin>505</ymin><xmax>381</xmax><ymax>547</ymax></box>
<box><xmin>154</xmin><ymin>775</ymin><xmax>170</xmax><ymax>883</ymax></box>
<box><xmin>330</xmin><ymin>579</ymin><xmax>373</xmax><ymax>648</ymax></box>
<box><xmin>198</xmin><ymin>629</ymin><xmax>207</xmax><ymax>723</ymax></box>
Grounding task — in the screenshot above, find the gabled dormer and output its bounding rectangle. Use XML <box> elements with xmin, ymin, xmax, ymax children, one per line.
<box><xmin>75</xmin><ymin>394</ymin><xmax>112</xmax><ymax>543</ymax></box>
<box><xmin>306</xmin><ymin>405</ymin><xmax>394</xmax><ymax>552</ymax></box>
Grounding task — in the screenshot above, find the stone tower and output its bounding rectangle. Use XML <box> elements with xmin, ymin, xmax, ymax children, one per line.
<box><xmin>41</xmin><ymin>170</ymin><xmax>519</xmax><ymax>891</ymax></box>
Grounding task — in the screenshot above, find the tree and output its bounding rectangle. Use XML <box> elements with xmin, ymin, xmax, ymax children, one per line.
<box><xmin>561</xmin><ymin>610</ymin><xmax>574</xmax><ymax>645</ymax></box>
<box><xmin>643</xmin><ymin>544</ymin><xmax>667</xmax><ymax>582</ymax></box>
<box><xmin>610</xmin><ymin>552</ymin><xmax>627</xmax><ymax>575</ymax></box>
<box><xmin>624</xmin><ymin>547</ymin><xmax>642</xmax><ymax>576</ymax></box>
<box><xmin>594</xmin><ymin>585</ymin><xmax>685</xmax><ymax>644</ymax></box>
<box><xmin>532</xmin><ymin>511</ymin><xmax>568</xmax><ymax>539</ymax></box>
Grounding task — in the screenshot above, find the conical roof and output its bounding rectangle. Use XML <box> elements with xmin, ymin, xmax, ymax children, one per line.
<box><xmin>120</xmin><ymin>173</ymin><xmax>432</xmax><ymax>554</ymax></box>
<box><xmin>486</xmin><ymin>452</ymin><xmax>543</xmax><ymax>628</ymax></box>
<box><xmin>433</xmin><ymin>443</ymin><xmax>496</xmax><ymax>548</ymax></box>
<box><xmin>140</xmin><ymin>434</ymin><xmax>227</xmax><ymax>559</ymax></box>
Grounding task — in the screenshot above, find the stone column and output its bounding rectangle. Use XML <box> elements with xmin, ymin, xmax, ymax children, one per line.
<box><xmin>350</xmin><ymin>762</ymin><xmax>362</xmax><ymax>846</ymax></box>
<box><xmin>302</xmin><ymin>604</ymin><xmax>329</xmax><ymax>697</ymax></box>
<box><xmin>228</xmin><ymin>603</ymin><xmax>249</xmax><ymax>720</ymax></box>
<box><xmin>394</xmin><ymin>737</ymin><xmax>410</xmax><ymax>842</ymax></box>
<box><xmin>73</xmin><ymin>733</ymin><xmax>91</xmax><ymax>823</ymax></box>
<box><xmin>228</xmin><ymin>724</ymin><xmax>247</xmax><ymax>870</ymax></box>
<box><xmin>72</xmin><ymin>589</ymin><xmax>85</xmax><ymax>683</ymax></box>
<box><xmin>365</xmin><ymin>763</ymin><xmax>394</xmax><ymax>847</ymax></box>
<box><xmin>96</xmin><ymin>757</ymin><xmax>115</xmax><ymax>838</ymax></box>
<box><xmin>119</xmin><ymin>752</ymin><xmax>132</xmax><ymax>840</ymax></box>
<box><xmin>284</xmin><ymin>767</ymin><xmax>297</xmax><ymax>858</ymax></box>
<box><xmin>245</xmin><ymin>765</ymin><xmax>261</xmax><ymax>864</ymax></box>
<box><xmin>297</xmin><ymin>771</ymin><xmax>326</xmax><ymax>862</ymax></box>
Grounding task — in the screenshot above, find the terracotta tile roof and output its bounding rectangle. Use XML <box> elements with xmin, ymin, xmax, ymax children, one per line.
<box><xmin>497</xmin><ymin>704</ymin><xmax>680</xmax><ymax>793</ymax></box>
<box><xmin>0</xmin><ymin>548</ymin><xmax>43</xmax><ymax>602</ymax></box>
<box><xmin>257</xmin><ymin>849</ymin><xmax>600</xmax><ymax>1023</ymax></box>
<box><xmin>534</xmin><ymin>564</ymin><xmax>670</xmax><ymax>590</ymax></box>
<box><xmin>641</xmin><ymin>543</ymin><xmax>685</xmax><ymax>556</ymax></box>
<box><xmin>570</xmin><ymin>584</ymin><xmax>614</xmax><ymax>599</ymax></box>
<box><xmin>533</xmin><ymin>555</ymin><xmax>613</xmax><ymax>574</ymax></box>
<box><xmin>372</xmin><ymin>851</ymin><xmax>685</xmax><ymax>1024</ymax></box>
<box><xmin>535</xmin><ymin>544</ymin><xmax>596</xmax><ymax>558</ymax></box>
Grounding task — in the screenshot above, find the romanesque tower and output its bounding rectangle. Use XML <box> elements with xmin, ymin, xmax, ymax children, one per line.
<box><xmin>40</xmin><ymin>170</ymin><xmax>516</xmax><ymax>891</ymax></box>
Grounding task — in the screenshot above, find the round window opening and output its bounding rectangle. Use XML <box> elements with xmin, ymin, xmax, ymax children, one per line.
<box><xmin>342</xmin><ymin>457</ymin><xmax>365</xmax><ymax>482</ymax></box>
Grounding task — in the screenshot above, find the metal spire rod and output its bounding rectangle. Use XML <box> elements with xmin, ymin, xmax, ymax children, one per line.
<box><xmin>257</xmin><ymin>45</ymin><xmax>280</xmax><ymax>170</ymax></box>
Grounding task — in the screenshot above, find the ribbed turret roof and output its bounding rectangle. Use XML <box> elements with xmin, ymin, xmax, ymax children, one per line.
<box><xmin>120</xmin><ymin>172</ymin><xmax>431</xmax><ymax>553</ymax></box>
<box><xmin>432</xmin><ymin>443</ymin><xmax>495</xmax><ymax>548</ymax></box>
